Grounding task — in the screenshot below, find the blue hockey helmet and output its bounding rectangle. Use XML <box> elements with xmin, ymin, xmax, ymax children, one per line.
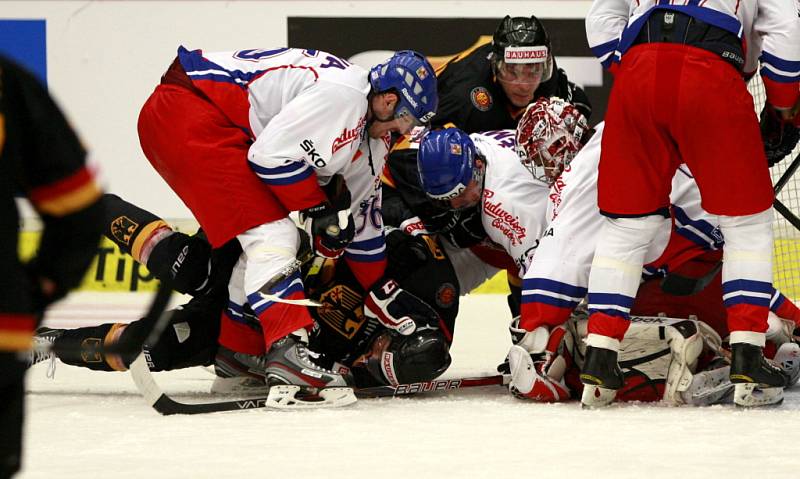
<box><xmin>370</xmin><ymin>50</ymin><xmax>438</xmax><ymax>125</ymax></box>
<box><xmin>417</xmin><ymin>128</ymin><xmax>481</xmax><ymax>201</ymax></box>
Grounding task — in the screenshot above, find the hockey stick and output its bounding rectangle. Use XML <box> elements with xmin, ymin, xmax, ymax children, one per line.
<box><xmin>773</xmin><ymin>151</ymin><xmax>800</xmax><ymax>230</ymax></box>
<box><xmin>355</xmin><ymin>374</ymin><xmax>510</xmax><ymax>398</ymax></box>
<box><xmin>256</xmin><ymin>251</ymin><xmax>322</xmax><ymax>307</ymax></box>
<box><xmin>660</xmin><ymin>261</ymin><xmax>722</xmax><ymax>296</ymax></box>
<box><xmin>129</xmin><ymin>356</ymin><xmax>509</xmax><ymax>415</ymax></box>
<box><xmin>105</xmin><ymin>280</ymin><xmax>173</xmax><ymax>358</ymax></box>
<box><xmin>661</xmin><ymin>151</ymin><xmax>800</xmax><ymax>296</ymax></box>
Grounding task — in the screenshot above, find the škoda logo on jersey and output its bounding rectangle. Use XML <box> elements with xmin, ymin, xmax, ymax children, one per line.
<box><xmin>332</xmin><ymin>116</ymin><xmax>367</xmax><ymax>154</ymax></box>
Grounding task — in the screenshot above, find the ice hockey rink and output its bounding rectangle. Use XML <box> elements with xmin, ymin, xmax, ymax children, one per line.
<box><xmin>19</xmin><ymin>293</ymin><xmax>800</xmax><ymax>479</ymax></box>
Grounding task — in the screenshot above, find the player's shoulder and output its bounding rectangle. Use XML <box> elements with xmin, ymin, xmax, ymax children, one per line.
<box><xmin>471</xmin><ymin>129</ymin><xmax>517</xmax><ymax>156</ymax></box>
<box><xmin>437</xmin><ymin>43</ymin><xmax>494</xmax><ymax>91</ymax></box>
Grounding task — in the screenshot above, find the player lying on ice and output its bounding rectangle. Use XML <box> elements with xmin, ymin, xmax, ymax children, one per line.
<box><xmin>29</xmin><ymin>193</ymin><xmax>456</xmax><ymax>394</ymax></box>
<box><xmin>412</xmin><ymin>97</ymin><xmax>800</xmax><ymax>406</ymax></box>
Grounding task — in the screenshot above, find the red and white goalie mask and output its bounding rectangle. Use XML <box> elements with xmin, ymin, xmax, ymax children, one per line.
<box><xmin>515</xmin><ymin>97</ymin><xmax>589</xmax><ymax>185</ymax></box>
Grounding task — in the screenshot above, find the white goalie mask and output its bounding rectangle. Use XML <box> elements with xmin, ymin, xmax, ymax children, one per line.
<box><xmin>515</xmin><ymin>97</ymin><xmax>589</xmax><ymax>185</ymax></box>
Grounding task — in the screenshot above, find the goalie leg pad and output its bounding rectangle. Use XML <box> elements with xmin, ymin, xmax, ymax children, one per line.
<box><xmin>507</xmin><ymin>346</ymin><xmax>570</xmax><ymax>402</ymax></box>
<box><xmin>679</xmin><ymin>365</ymin><xmax>734</xmax><ymax>406</ymax></box>
<box><xmin>773</xmin><ymin>342</ymin><xmax>800</xmax><ymax>387</ymax></box>
<box><xmin>265</xmin><ymin>385</ymin><xmax>356</xmax><ymax>409</ymax></box>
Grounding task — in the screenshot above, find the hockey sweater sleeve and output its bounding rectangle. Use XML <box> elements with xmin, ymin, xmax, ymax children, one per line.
<box><xmin>247</xmin><ymin>83</ymin><xmax>368</xmax><ymax>212</ymax></box>
<box><xmin>1</xmin><ymin>56</ymin><xmax>103</xmax><ymax>350</ymax></box>
<box><xmin>585</xmin><ymin>0</ymin><xmax>631</xmax><ymax>71</ymax></box>
<box><xmin>754</xmin><ymin>0</ymin><xmax>800</xmax><ymax>111</ymax></box>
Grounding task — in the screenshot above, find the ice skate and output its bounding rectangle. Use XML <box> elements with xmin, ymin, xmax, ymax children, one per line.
<box><xmin>27</xmin><ymin>327</ymin><xmax>64</xmax><ymax>378</ymax></box>
<box><xmin>264</xmin><ymin>331</ymin><xmax>355</xmax><ymax>409</ymax></box>
<box><xmin>729</xmin><ymin>343</ymin><xmax>787</xmax><ymax>407</ymax></box>
<box><xmin>211</xmin><ymin>345</ymin><xmax>269</xmax><ymax>395</ymax></box>
<box><xmin>580</xmin><ymin>345</ymin><xmax>623</xmax><ymax>408</ymax></box>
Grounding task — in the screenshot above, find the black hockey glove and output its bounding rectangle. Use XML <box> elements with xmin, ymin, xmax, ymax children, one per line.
<box><xmin>301</xmin><ymin>202</ymin><xmax>355</xmax><ymax>259</ymax></box>
<box><xmin>301</xmin><ymin>178</ymin><xmax>355</xmax><ymax>259</ymax></box>
<box><xmin>384</xmin><ymin>231</ymin><xmax>432</xmax><ymax>281</ymax></box>
<box><xmin>760</xmin><ymin>104</ymin><xmax>800</xmax><ymax>167</ymax></box>
<box><xmin>146</xmin><ymin>230</ymin><xmax>214</xmax><ymax>296</ymax></box>
<box><xmin>364</xmin><ymin>277</ymin><xmax>441</xmax><ymax>336</ymax></box>
<box><xmin>441</xmin><ymin>207</ymin><xmax>487</xmax><ymax>248</ymax></box>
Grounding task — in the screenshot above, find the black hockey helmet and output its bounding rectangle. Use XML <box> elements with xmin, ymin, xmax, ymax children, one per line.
<box><xmin>491</xmin><ymin>15</ymin><xmax>553</xmax><ymax>84</ymax></box>
<box><xmin>365</xmin><ymin>329</ymin><xmax>452</xmax><ymax>386</ymax></box>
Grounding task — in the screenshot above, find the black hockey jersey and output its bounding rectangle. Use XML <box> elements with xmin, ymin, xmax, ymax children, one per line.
<box><xmin>433</xmin><ymin>42</ymin><xmax>592</xmax><ymax>132</ymax></box>
<box><xmin>0</xmin><ymin>56</ymin><xmax>103</xmax><ymax>351</ymax></box>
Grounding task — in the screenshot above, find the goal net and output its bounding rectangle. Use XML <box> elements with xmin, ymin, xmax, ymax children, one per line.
<box><xmin>748</xmin><ymin>75</ymin><xmax>800</xmax><ymax>300</ymax></box>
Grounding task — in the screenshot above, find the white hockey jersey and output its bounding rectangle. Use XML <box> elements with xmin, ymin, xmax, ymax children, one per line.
<box><xmin>521</xmin><ymin>122</ymin><xmax>724</xmax><ymax>326</ymax></box>
<box><xmin>471</xmin><ymin>130</ymin><xmax>551</xmax><ymax>278</ymax></box>
<box><xmin>177</xmin><ymin>46</ymin><xmax>388</xmax><ymax>286</ymax></box>
<box><xmin>585</xmin><ymin>0</ymin><xmax>800</xmax><ymax>108</ymax></box>
<box><xmin>177</xmin><ymin>46</ymin><xmax>372</xmax><ymax>211</ymax></box>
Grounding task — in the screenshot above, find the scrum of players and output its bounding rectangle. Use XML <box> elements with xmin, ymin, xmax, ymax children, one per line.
<box><xmin>29</xmin><ymin>12</ymin><xmax>800</xmax><ymax>410</ymax></box>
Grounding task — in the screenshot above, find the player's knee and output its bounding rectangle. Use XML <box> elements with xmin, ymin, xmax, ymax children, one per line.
<box><xmin>719</xmin><ymin>210</ymin><xmax>773</xmax><ymax>250</ymax></box>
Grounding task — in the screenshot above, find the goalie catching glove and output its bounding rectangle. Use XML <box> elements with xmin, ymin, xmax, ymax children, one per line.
<box><xmin>300</xmin><ymin>177</ymin><xmax>355</xmax><ymax>259</ymax></box>
<box><xmin>364</xmin><ymin>277</ymin><xmax>441</xmax><ymax>336</ymax></box>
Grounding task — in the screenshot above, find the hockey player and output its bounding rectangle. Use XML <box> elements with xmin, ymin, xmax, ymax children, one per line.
<box><xmin>395</xmin><ymin>101</ymin><xmax>589</xmax><ymax>318</ymax></box>
<box><xmin>0</xmin><ymin>56</ymin><xmax>104</xmax><ymax>478</ymax></box>
<box><xmin>384</xmin><ymin>15</ymin><xmax>592</xmax><ymax>308</ymax></box>
<box><xmin>413</xmin><ymin>125</ymin><xmax>573</xmax><ymax>305</ymax></box>
<box><xmin>580</xmin><ymin>0</ymin><xmax>800</xmax><ymax>408</ymax></box>
<box><xmin>434</xmin><ymin>15</ymin><xmax>592</xmax><ymax>131</ymax></box>
<box><xmin>507</xmin><ymin>98</ymin><xmax>800</xmax><ymax>406</ymax></box>
<box><xmin>137</xmin><ymin>47</ymin><xmax>439</xmax><ymax>406</ymax></box>
<box><xmin>31</xmin><ymin>195</ymin><xmax>454</xmax><ymax>390</ymax></box>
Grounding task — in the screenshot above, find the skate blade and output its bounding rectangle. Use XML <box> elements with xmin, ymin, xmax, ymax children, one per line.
<box><xmin>581</xmin><ymin>385</ymin><xmax>616</xmax><ymax>409</ymax></box>
<box><xmin>733</xmin><ymin>383</ymin><xmax>784</xmax><ymax>408</ymax></box>
<box><xmin>210</xmin><ymin>376</ymin><xmax>270</xmax><ymax>396</ymax></box>
<box><xmin>265</xmin><ymin>385</ymin><xmax>357</xmax><ymax>409</ymax></box>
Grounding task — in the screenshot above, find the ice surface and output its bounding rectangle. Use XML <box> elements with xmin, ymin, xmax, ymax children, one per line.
<box><xmin>20</xmin><ymin>294</ymin><xmax>800</xmax><ymax>478</ymax></box>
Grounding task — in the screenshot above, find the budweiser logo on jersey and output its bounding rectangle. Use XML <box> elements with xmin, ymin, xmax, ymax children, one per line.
<box><xmin>504</xmin><ymin>46</ymin><xmax>548</xmax><ymax>64</ymax></box>
<box><xmin>332</xmin><ymin>116</ymin><xmax>367</xmax><ymax>154</ymax></box>
<box><xmin>482</xmin><ymin>189</ymin><xmax>527</xmax><ymax>246</ymax></box>
<box><xmin>548</xmin><ymin>163</ymin><xmax>571</xmax><ymax>220</ymax></box>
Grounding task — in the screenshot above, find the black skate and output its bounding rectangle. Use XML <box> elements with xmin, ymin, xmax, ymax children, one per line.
<box><xmin>580</xmin><ymin>345</ymin><xmax>624</xmax><ymax>408</ymax></box>
<box><xmin>27</xmin><ymin>327</ymin><xmax>64</xmax><ymax>378</ymax></box>
<box><xmin>264</xmin><ymin>334</ymin><xmax>355</xmax><ymax>409</ymax></box>
<box><xmin>211</xmin><ymin>345</ymin><xmax>269</xmax><ymax>395</ymax></box>
<box><xmin>729</xmin><ymin>343</ymin><xmax>787</xmax><ymax>407</ymax></box>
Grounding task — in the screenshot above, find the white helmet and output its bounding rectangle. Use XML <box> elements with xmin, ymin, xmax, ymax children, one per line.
<box><xmin>515</xmin><ymin>97</ymin><xmax>589</xmax><ymax>184</ymax></box>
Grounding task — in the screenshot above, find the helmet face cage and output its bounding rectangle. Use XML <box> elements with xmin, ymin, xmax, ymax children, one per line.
<box><xmin>370</xmin><ymin>50</ymin><xmax>438</xmax><ymax>125</ymax></box>
<box><xmin>515</xmin><ymin>97</ymin><xmax>589</xmax><ymax>185</ymax></box>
